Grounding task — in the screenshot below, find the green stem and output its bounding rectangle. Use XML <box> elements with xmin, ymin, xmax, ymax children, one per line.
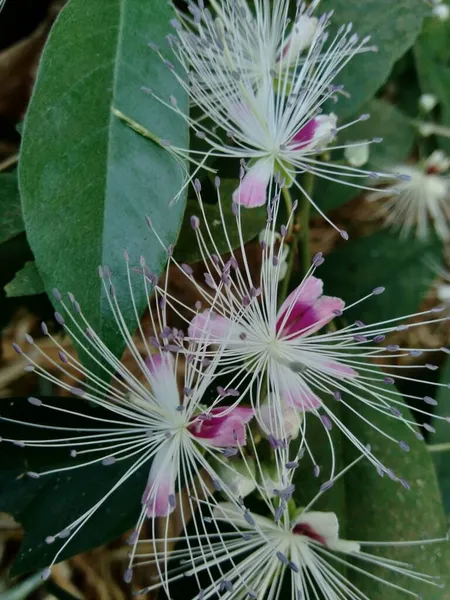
<box><xmin>428</xmin><ymin>442</ymin><xmax>450</xmax><ymax>453</ymax></box>
<box><xmin>279</xmin><ymin>173</ymin><xmax>315</xmax><ymax>305</ymax></box>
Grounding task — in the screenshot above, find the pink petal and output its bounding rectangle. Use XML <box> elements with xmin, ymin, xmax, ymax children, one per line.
<box><xmin>232</xmin><ymin>160</ymin><xmax>272</xmax><ymax>207</ymax></box>
<box><xmin>293</xmin><ymin>511</ymin><xmax>360</xmax><ymax>553</ymax></box>
<box><xmin>290</xmin><ymin>114</ymin><xmax>337</xmax><ymax>152</ymax></box>
<box><xmin>142</xmin><ymin>446</ymin><xmax>176</xmax><ymax>518</ymax></box>
<box><xmin>290</xmin><ymin>119</ymin><xmax>318</xmax><ymax>149</ymax></box>
<box><xmin>189</xmin><ymin>406</ymin><xmax>254</xmax><ymax>447</ymax></box>
<box><xmin>277</xmin><ymin>276</ymin><xmax>323</xmax><ymax>333</ymax></box>
<box><xmin>277</xmin><ymin>276</ymin><xmax>344</xmax><ymax>338</ymax></box>
<box><xmin>282</xmin><ymin>380</ymin><xmax>322</xmax><ymax>411</ymax></box>
<box><xmin>323</xmin><ymin>361</ymin><xmax>358</xmax><ymax>378</ymax></box>
<box><xmin>188</xmin><ymin>310</ymin><xmax>234</xmax><ymax>341</ymax></box>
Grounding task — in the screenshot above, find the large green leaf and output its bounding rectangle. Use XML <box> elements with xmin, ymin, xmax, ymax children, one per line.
<box><xmin>0</xmin><ymin>172</ymin><xmax>24</xmax><ymax>244</ymax></box>
<box><xmin>19</xmin><ymin>0</ymin><xmax>188</xmax><ymax>361</ymax></box>
<box><xmin>0</xmin><ymin>398</ymin><xmax>147</xmax><ymax>572</ymax></box>
<box><xmin>320</xmin><ymin>230</ymin><xmax>442</xmax><ymax>323</ymax></box>
<box><xmin>342</xmin><ymin>400</ymin><xmax>449</xmax><ymax>599</ymax></box>
<box><xmin>317</xmin><ymin>99</ymin><xmax>415</xmax><ymax>213</ymax></box>
<box><xmin>414</xmin><ymin>13</ymin><xmax>450</xmax><ymax>153</ymax></box>
<box><xmin>429</xmin><ymin>356</ymin><xmax>450</xmax><ymax>514</ymax></box>
<box><xmin>320</xmin><ymin>0</ymin><xmax>428</xmax><ymax>118</ymax></box>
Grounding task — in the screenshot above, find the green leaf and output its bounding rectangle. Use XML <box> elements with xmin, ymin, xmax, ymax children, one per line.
<box><xmin>317</xmin><ymin>99</ymin><xmax>415</xmax><ymax>213</ymax></box>
<box><xmin>320</xmin><ymin>0</ymin><xmax>428</xmax><ymax>117</ymax></box>
<box><xmin>429</xmin><ymin>356</ymin><xmax>450</xmax><ymax>514</ymax></box>
<box><xmin>5</xmin><ymin>261</ymin><xmax>45</xmax><ymax>297</ymax></box>
<box><xmin>342</xmin><ymin>398</ymin><xmax>449</xmax><ymax>599</ymax></box>
<box><xmin>175</xmin><ymin>181</ymin><xmax>267</xmax><ymax>263</ymax></box>
<box><xmin>0</xmin><ymin>172</ymin><xmax>24</xmax><ymax>244</ymax></box>
<box><xmin>0</xmin><ymin>398</ymin><xmax>147</xmax><ymax>572</ymax></box>
<box><xmin>320</xmin><ymin>230</ymin><xmax>442</xmax><ymax>323</ymax></box>
<box><xmin>19</xmin><ymin>0</ymin><xmax>188</xmax><ymax>362</ymax></box>
<box><xmin>414</xmin><ymin>13</ymin><xmax>450</xmax><ymax>153</ymax></box>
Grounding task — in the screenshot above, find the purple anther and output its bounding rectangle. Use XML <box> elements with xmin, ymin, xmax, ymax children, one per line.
<box><xmin>399</xmin><ymin>441</ymin><xmax>410</xmax><ymax>452</ymax></box>
<box><xmin>204</xmin><ymin>273</ymin><xmax>216</xmax><ymax>289</ymax></box>
<box><xmin>71</xmin><ymin>387</ymin><xmax>85</xmax><ymax>397</ymax></box>
<box><xmin>12</xmin><ymin>342</ymin><xmax>22</xmax><ymax>355</ymax></box>
<box><xmin>386</xmin><ymin>344</ymin><xmax>400</xmax><ymax>352</ymax></box>
<box><xmin>190</xmin><ymin>215</ymin><xmax>200</xmax><ymax>230</ymax></box>
<box><xmin>28</xmin><ymin>397</ymin><xmax>42</xmax><ymax>407</ymax></box>
<box><xmin>372</xmin><ymin>286</ymin><xmax>385</xmax><ymax>295</ymax></box>
<box><xmin>182</xmin><ymin>263</ymin><xmax>193</xmax><ymax>276</ymax></box>
<box><xmin>321</xmin><ymin>415</ymin><xmax>333</xmax><ymax>430</ymax></box>
<box><xmin>320</xmin><ymin>480</ymin><xmax>334</xmax><ymax>492</ymax></box>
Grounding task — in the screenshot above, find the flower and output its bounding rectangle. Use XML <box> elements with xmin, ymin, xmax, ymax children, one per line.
<box><xmin>419</xmin><ymin>93</ymin><xmax>438</xmax><ymax>113</ymax></box>
<box><xmin>164</xmin><ymin>179</ymin><xmax>450</xmax><ymax>476</ymax></box>
<box><xmin>4</xmin><ymin>257</ymin><xmax>254</xmax><ymax>582</ymax></box>
<box><xmin>147</xmin><ymin>0</ymin><xmax>394</xmax><ymax>235</ymax></box>
<box><xmin>344</xmin><ymin>140</ymin><xmax>370</xmax><ymax>167</ymax></box>
<box><xmin>135</xmin><ymin>500</ymin><xmax>446</xmax><ymax>598</ymax></box>
<box><xmin>367</xmin><ymin>150</ymin><xmax>450</xmax><ymax>241</ymax></box>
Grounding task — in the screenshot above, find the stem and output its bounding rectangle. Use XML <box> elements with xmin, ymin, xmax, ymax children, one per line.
<box><xmin>428</xmin><ymin>442</ymin><xmax>450</xmax><ymax>453</ymax></box>
<box><xmin>279</xmin><ymin>172</ymin><xmax>315</xmax><ymax>304</ymax></box>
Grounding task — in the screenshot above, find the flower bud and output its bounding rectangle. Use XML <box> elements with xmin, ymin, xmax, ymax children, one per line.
<box><xmin>425</xmin><ymin>150</ymin><xmax>450</xmax><ymax>174</ymax></box>
<box><xmin>419</xmin><ymin>93</ymin><xmax>438</xmax><ymax>113</ymax></box>
<box><xmin>279</xmin><ymin>16</ymin><xmax>319</xmax><ymax>67</ymax></box>
<box><xmin>432</xmin><ymin>3</ymin><xmax>450</xmax><ymax>21</ymax></box>
<box><xmin>259</xmin><ymin>396</ymin><xmax>302</xmax><ymax>440</ymax></box>
<box><xmin>216</xmin><ymin>457</ymin><xmax>256</xmax><ymax>499</ymax></box>
<box><xmin>344</xmin><ymin>141</ymin><xmax>370</xmax><ymax>167</ymax></box>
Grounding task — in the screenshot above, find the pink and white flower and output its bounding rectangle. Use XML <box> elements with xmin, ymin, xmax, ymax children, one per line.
<box><xmin>146</xmin><ymin>0</ymin><xmax>394</xmax><ymax>235</ymax></box>
<box><xmin>135</xmin><ymin>498</ymin><xmax>446</xmax><ymax>599</ymax></box>
<box><xmin>5</xmin><ymin>260</ymin><xmax>254</xmax><ymax>584</ymax></box>
<box><xmin>159</xmin><ymin>180</ymin><xmax>450</xmax><ymax>476</ymax></box>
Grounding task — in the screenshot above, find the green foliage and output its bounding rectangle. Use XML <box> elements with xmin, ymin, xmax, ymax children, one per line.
<box><xmin>429</xmin><ymin>357</ymin><xmax>450</xmax><ymax>514</ymax></box>
<box><xmin>415</xmin><ymin>13</ymin><xmax>450</xmax><ymax>153</ymax></box>
<box><xmin>175</xmin><ymin>183</ymin><xmax>267</xmax><ymax>263</ymax></box>
<box><xmin>317</xmin><ymin>99</ymin><xmax>415</xmax><ymax>213</ymax></box>
<box><xmin>320</xmin><ymin>230</ymin><xmax>442</xmax><ymax>323</ymax></box>
<box><xmin>0</xmin><ymin>398</ymin><xmax>147</xmax><ymax>572</ymax></box>
<box><xmin>5</xmin><ymin>261</ymin><xmax>44</xmax><ymax>297</ymax></box>
<box><xmin>0</xmin><ymin>173</ymin><xmax>24</xmax><ymax>244</ymax></box>
<box><xmin>19</xmin><ymin>0</ymin><xmax>188</xmax><ymax>363</ymax></box>
<box><xmin>342</xmin><ymin>400</ymin><xmax>449</xmax><ymax>599</ymax></box>
<box><xmin>320</xmin><ymin>0</ymin><xmax>428</xmax><ymax>118</ymax></box>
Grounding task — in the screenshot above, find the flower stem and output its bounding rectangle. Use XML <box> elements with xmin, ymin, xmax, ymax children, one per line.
<box><xmin>279</xmin><ymin>173</ymin><xmax>314</xmax><ymax>304</ymax></box>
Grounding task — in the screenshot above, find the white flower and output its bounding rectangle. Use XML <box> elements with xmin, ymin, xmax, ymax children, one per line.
<box><xmin>167</xmin><ymin>179</ymin><xmax>450</xmax><ymax>476</ymax></box>
<box><xmin>344</xmin><ymin>140</ymin><xmax>370</xmax><ymax>167</ymax></box>
<box><xmin>367</xmin><ymin>151</ymin><xmax>450</xmax><ymax>241</ymax></box>
<box><xmin>147</xmin><ymin>0</ymin><xmax>394</xmax><ymax>236</ymax></box>
<box><xmin>4</xmin><ymin>257</ymin><xmax>255</xmax><ymax>584</ymax></box>
<box><xmin>135</xmin><ymin>499</ymin><xmax>446</xmax><ymax>599</ymax></box>
<box><xmin>419</xmin><ymin>93</ymin><xmax>438</xmax><ymax>113</ymax></box>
